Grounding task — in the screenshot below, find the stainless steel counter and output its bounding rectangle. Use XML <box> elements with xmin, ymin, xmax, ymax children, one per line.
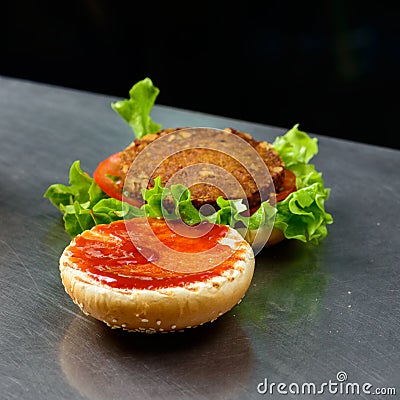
<box><xmin>0</xmin><ymin>76</ymin><xmax>399</xmax><ymax>399</ymax></box>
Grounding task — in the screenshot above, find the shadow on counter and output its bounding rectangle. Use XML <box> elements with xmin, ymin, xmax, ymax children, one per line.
<box><xmin>59</xmin><ymin>312</ymin><xmax>253</xmax><ymax>400</ymax></box>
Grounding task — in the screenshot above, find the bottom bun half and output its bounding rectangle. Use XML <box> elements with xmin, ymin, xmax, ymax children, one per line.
<box><xmin>238</xmin><ymin>226</ymin><xmax>285</xmax><ymax>249</ymax></box>
<box><xmin>59</xmin><ymin>223</ymin><xmax>255</xmax><ymax>333</ymax></box>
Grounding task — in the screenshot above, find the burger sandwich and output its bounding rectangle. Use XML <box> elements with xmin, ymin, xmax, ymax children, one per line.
<box><xmin>44</xmin><ymin>78</ymin><xmax>333</xmax><ymax>332</ymax></box>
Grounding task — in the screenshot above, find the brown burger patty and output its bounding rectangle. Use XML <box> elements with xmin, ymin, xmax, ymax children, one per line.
<box><xmin>119</xmin><ymin>127</ymin><xmax>285</xmax><ymax>210</ymax></box>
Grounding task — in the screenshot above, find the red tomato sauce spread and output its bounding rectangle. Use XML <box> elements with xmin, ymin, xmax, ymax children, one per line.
<box><xmin>65</xmin><ymin>218</ymin><xmax>244</xmax><ymax>290</ymax></box>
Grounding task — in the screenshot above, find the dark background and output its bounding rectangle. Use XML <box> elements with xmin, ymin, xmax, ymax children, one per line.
<box><xmin>3</xmin><ymin>1</ymin><xmax>400</xmax><ymax>149</ymax></box>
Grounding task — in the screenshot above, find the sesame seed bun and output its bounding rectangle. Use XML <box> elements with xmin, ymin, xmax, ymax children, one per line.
<box><xmin>59</xmin><ymin>218</ymin><xmax>255</xmax><ymax>333</ymax></box>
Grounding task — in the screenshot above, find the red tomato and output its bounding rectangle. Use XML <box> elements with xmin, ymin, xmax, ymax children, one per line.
<box><xmin>93</xmin><ymin>152</ymin><xmax>144</xmax><ymax>207</ymax></box>
<box><xmin>93</xmin><ymin>152</ymin><xmax>124</xmax><ymax>200</ymax></box>
<box><xmin>275</xmin><ymin>169</ymin><xmax>297</xmax><ymax>203</ymax></box>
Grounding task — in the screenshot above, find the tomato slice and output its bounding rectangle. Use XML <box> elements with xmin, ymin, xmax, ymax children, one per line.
<box><xmin>94</xmin><ymin>152</ymin><xmax>144</xmax><ymax>207</ymax></box>
<box><xmin>93</xmin><ymin>152</ymin><xmax>141</xmax><ymax>207</ymax></box>
<box><xmin>93</xmin><ymin>152</ymin><xmax>124</xmax><ymax>200</ymax></box>
<box><xmin>247</xmin><ymin>168</ymin><xmax>297</xmax><ymax>214</ymax></box>
<box><xmin>275</xmin><ymin>169</ymin><xmax>297</xmax><ymax>203</ymax></box>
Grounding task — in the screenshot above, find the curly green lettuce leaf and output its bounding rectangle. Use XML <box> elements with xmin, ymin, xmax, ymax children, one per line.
<box><xmin>111</xmin><ymin>77</ymin><xmax>162</xmax><ymax>139</ymax></box>
<box><xmin>272</xmin><ymin>123</ymin><xmax>318</xmax><ymax>167</ymax></box>
<box><xmin>134</xmin><ymin>182</ymin><xmax>276</xmax><ymax>231</ymax></box>
<box><xmin>139</xmin><ymin>176</ymin><xmax>166</xmax><ymax>218</ymax></box>
<box><xmin>44</xmin><ymin>160</ymin><xmax>100</xmax><ymax>209</ymax></box>
<box><xmin>168</xmin><ymin>184</ymin><xmax>202</xmax><ymax>225</ymax></box>
<box><xmin>201</xmin><ymin>197</ymin><xmax>276</xmax><ymax>230</ymax></box>
<box><xmin>44</xmin><ymin>161</ymin><xmax>136</xmax><ymax>236</ymax></box>
<box><xmin>275</xmin><ymin>183</ymin><xmax>333</xmax><ymax>244</ymax></box>
<box><xmin>60</xmin><ymin>198</ymin><xmax>137</xmax><ymax>237</ymax></box>
<box><xmin>246</xmin><ymin>201</ymin><xmax>278</xmax><ymax>231</ymax></box>
<box><xmin>272</xmin><ymin>124</ymin><xmax>333</xmax><ymax>243</ymax></box>
<box><xmin>132</xmin><ymin>178</ymin><xmax>271</xmax><ymax>229</ymax></box>
<box><xmin>44</xmin><ymin>160</ymin><xmax>107</xmax><ymax>209</ymax></box>
<box><xmin>210</xmin><ymin>197</ymin><xmax>248</xmax><ymax>226</ymax></box>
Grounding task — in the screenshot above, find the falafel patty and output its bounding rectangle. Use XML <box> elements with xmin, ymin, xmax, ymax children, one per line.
<box><xmin>119</xmin><ymin>127</ymin><xmax>285</xmax><ymax>210</ymax></box>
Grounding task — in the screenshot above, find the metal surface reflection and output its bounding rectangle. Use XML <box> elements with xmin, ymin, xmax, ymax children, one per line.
<box><xmin>59</xmin><ymin>315</ymin><xmax>253</xmax><ymax>400</ymax></box>
<box><xmin>237</xmin><ymin>240</ymin><xmax>329</xmax><ymax>333</ymax></box>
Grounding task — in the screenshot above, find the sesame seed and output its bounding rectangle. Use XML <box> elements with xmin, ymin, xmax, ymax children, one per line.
<box><xmin>121</xmin><ymin>323</ymin><xmax>127</xmax><ymax>328</ymax></box>
<box><xmin>112</xmin><ymin>319</ymin><xmax>118</xmax><ymax>323</ymax></box>
<box><xmin>141</xmin><ymin>318</ymin><xmax>149</xmax><ymax>323</ymax></box>
<box><xmin>171</xmin><ymin>324</ymin><xmax>177</xmax><ymax>329</ymax></box>
<box><xmin>156</xmin><ymin>320</ymin><xmax>162</xmax><ymax>326</ymax></box>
